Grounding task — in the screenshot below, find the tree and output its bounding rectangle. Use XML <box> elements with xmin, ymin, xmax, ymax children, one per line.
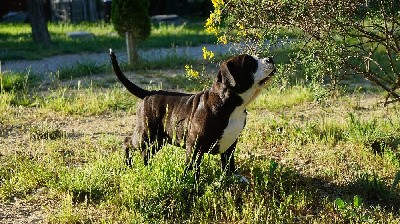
<box><xmin>27</xmin><ymin>0</ymin><xmax>51</xmax><ymax>46</ymax></box>
<box><xmin>111</xmin><ymin>0</ymin><xmax>151</xmax><ymax>64</ymax></box>
<box><xmin>207</xmin><ymin>0</ymin><xmax>400</xmax><ymax>105</ymax></box>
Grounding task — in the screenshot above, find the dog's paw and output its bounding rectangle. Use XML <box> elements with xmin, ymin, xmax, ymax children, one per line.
<box><xmin>233</xmin><ymin>174</ymin><xmax>250</xmax><ymax>185</ymax></box>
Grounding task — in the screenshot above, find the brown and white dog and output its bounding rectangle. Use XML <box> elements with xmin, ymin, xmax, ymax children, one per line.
<box><xmin>110</xmin><ymin>49</ymin><xmax>275</xmax><ymax>181</ymax></box>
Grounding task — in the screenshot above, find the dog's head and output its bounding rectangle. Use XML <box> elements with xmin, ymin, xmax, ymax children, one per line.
<box><xmin>216</xmin><ymin>54</ymin><xmax>276</xmax><ymax>104</ymax></box>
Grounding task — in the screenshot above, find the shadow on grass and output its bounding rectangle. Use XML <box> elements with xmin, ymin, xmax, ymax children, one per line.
<box><xmin>267</xmin><ymin>161</ymin><xmax>400</xmax><ymax>215</ymax></box>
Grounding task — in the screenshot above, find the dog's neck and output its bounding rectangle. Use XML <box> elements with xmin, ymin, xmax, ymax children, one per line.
<box><xmin>209</xmin><ymin>82</ymin><xmax>262</xmax><ymax>112</ymax></box>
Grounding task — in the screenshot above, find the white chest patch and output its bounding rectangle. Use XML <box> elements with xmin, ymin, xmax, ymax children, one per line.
<box><xmin>217</xmin><ymin>107</ymin><xmax>247</xmax><ymax>154</ymax></box>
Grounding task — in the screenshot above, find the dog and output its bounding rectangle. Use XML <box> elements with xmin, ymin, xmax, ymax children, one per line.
<box><xmin>109</xmin><ymin>49</ymin><xmax>275</xmax><ymax>181</ymax></box>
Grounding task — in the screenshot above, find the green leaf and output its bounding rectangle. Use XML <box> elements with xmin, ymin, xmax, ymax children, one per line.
<box><xmin>269</xmin><ymin>159</ymin><xmax>279</xmax><ymax>177</ymax></box>
<box><xmin>390</xmin><ymin>170</ymin><xmax>400</xmax><ymax>191</ymax></box>
<box><xmin>353</xmin><ymin>195</ymin><xmax>362</xmax><ymax>208</ymax></box>
<box><xmin>334</xmin><ymin>198</ymin><xmax>346</xmax><ymax>210</ymax></box>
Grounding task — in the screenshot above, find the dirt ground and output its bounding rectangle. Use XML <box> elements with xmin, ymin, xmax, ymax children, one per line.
<box><xmin>0</xmin><ymin>197</ymin><xmax>48</xmax><ymax>224</ymax></box>
<box><xmin>0</xmin><ymin>108</ymin><xmax>136</xmax><ymax>222</ymax></box>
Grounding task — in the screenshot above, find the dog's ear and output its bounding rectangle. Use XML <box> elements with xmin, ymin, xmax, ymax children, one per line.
<box><xmin>216</xmin><ymin>54</ymin><xmax>258</xmax><ymax>93</ymax></box>
<box><xmin>216</xmin><ymin>61</ymin><xmax>236</xmax><ymax>87</ymax></box>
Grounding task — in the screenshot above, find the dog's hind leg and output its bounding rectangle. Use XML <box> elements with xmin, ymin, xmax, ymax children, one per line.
<box><xmin>124</xmin><ymin>137</ymin><xmax>133</xmax><ymax>168</ymax></box>
<box><xmin>141</xmin><ymin>141</ymin><xmax>161</xmax><ymax>166</ymax></box>
<box><xmin>124</xmin><ymin>134</ymin><xmax>155</xmax><ymax>167</ymax></box>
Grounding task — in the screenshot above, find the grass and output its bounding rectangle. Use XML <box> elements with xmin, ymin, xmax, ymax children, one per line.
<box><xmin>1</xmin><ymin>65</ymin><xmax>400</xmax><ymax>223</ymax></box>
<box><xmin>0</xmin><ymin>71</ymin><xmax>38</xmax><ymax>92</ymax></box>
<box><xmin>0</xmin><ymin>22</ymin><xmax>216</xmax><ymax>61</ymax></box>
<box><xmin>54</xmin><ymin>54</ymin><xmax>199</xmax><ymax>81</ymax></box>
<box><xmin>1</xmin><ymin>20</ymin><xmax>400</xmax><ymax>222</ymax></box>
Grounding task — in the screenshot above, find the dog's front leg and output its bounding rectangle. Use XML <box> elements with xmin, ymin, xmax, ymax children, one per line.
<box><xmin>220</xmin><ymin>141</ymin><xmax>237</xmax><ymax>176</ymax></box>
<box><xmin>221</xmin><ymin>141</ymin><xmax>249</xmax><ymax>184</ymax></box>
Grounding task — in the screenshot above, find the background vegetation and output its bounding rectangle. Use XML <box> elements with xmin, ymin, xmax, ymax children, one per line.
<box><xmin>207</xmin><ymin>0</ymin><xmax>400</xmax><ymax>105</ymax></box>
<box><xmin>0</xmin><ymin>21</ymin><xmax>216</xmax><ymax>61</ymax></box>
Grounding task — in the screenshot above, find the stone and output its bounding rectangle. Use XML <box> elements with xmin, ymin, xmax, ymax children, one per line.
<box><xmin>2</xmin><ymin>11</ymin><xmax>28</xmax><ymax>23</ymax></box>
<box><xmin>67</xmin><ymin>31</ymin><xmax>95</xmax><ymax>39</ymax></box>
<box><xmin>151</xmin><ymin>14</ymin><xmax>185</xmax><ymax>25</ymax></box>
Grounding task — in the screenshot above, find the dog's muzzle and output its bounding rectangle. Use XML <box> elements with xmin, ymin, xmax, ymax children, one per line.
<box><xmin>259</xmin><ymin>68</ymin><xmax>276</xmax><ymax>86</ymax></box>
<box><xmin>259</xmin><ymin>57</ymin><xmax>276</xmax><ymax>86</ymax></box>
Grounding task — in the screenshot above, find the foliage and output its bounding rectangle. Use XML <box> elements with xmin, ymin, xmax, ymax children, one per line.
<box><xmin>206</xmin><ymin>0</ymin><xmax>400</xmax><ymax>105</ymax></box>
<box><xmin>334</xmin><ymin>195</ymin><xmax>370</xmax><ymax>222</ymax></box>
<box><xmin>111</xmin><ymin>0</ymin><xmax>151</xmax><ymax>39</ymax></box>
<box><xmin>392</xmin><ymin>170</ymin><xmax>400</xmax><ymax>191</ymax></box>
<box><xmin>0</xmin><ymin>72</ymin><xmax>34</xmax><ymax>93</ymax></box>
<box><xmin>184</xmin><ymin>47</ymin><xmax>215</xmax><ymax>89</ymax></box>
<box><xmin>111</xmin><ymin>0</ymin><xmax>151</xmax><ymax>63</ymax></box>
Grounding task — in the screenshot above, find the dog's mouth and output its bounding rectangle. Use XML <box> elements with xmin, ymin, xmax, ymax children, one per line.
<box><xmin>259</xmin><ymin>68</ymin><xmax>276</xmax><ymax>86</ymax></box>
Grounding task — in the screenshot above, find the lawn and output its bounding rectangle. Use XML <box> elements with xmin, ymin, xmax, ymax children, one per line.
<box><xmin>0</xmin><ymin>21</ymin><xmax>216</xmax><ymax>61</ymax></box>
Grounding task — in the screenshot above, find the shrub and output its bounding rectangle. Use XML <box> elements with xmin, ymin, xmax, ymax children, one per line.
<box><xmin>207</xmin><ymin>0</ymin><xmax>400</xmax><ymax>105</ymax></box>
<box><xmin>111</xmin><ymin>0</ymin><xmax>151</xmax><ymax>63</ymax></box>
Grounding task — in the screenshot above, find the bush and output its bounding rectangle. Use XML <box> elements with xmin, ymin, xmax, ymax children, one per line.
<box><xmin>111</xmin><ymin>0</ymin><xmax>151</xmax><ymax>63</ymax></box>
<box><xmin>207</xmin><ymin>0</ymin><xmax>400</xmax><ymax>105</ymax></box>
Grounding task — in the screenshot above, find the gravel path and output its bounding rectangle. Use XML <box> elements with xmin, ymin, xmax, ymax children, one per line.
<box><xmin>1</xmin><ymin>44</ymin><xmax>239</xmax><ymax>76</ymax></box>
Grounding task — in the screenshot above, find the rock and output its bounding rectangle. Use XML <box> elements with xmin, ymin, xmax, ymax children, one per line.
<box><xmin>67</xmin><ymin>31</ymin><xmax>95</xmax><ymax>39</ymax></box>
<box><xmin>2</xmin><ymin>11</ymin><xmax>28</xmax><ymax>23</ymax></box>
<box><xmin>151</xmin><ymin>14</ymin><xmax>185</xmax><ymax>25</ymax></box>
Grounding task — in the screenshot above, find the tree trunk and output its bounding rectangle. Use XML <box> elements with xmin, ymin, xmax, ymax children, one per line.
<box><xmin>27</xmin><ymin>0</ymin><xmax>52</xmax><ymax>45</ymax></box>
<box><xmin>126</xmin><ymin>32</ymin><xmax>139</xmax><ymax>64</ymax></box>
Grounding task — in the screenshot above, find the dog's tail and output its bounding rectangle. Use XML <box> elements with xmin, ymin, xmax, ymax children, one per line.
<box><xmin>109</xmin><ymin>49</ymin><xmax>150</xmax><ymax>99</ymax></box>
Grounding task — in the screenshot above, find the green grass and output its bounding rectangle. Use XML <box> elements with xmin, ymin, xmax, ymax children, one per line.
<box><xmin>0</xmin><ymin>22</ymin><xmax>216</xmax><ymax>61</ymax></box>
<box><xmin>0</xmin><ymin>71</ymin><xmax>39</xmax><ymax>92</ymax></box>
<box><xmin>1</xmin><ymin>70</ymin><xmax>400</xmax><ymax>223</ymax></box>
<box><xmin>38</xmin><ymin>85</ymin><xmax>138</xmax><ymax>115</ymax></box>
<box><xmin>57</xmin><ymin>60</ymin><xmax>107</xmax><ymax>80</ymax></box>
<box><xmin>54</xmin><ymin>54</ymin><xmax>199</xmax><ymax>81</ymax></box>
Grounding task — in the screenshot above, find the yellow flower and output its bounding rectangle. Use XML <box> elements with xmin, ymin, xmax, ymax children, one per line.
<box><xmin>236</xmin><ymin>22</ymin><xmax>245</xmax><ymax>30</ymax></box>
<box><xmin>205</xmin><ymin>11</ymin><xmax>221</xmax><ymax>34</ymax></box>
<box><xmin>185</xmin><ymin>65</ymin><xmax>199</xmax><ymax>79</ymax></box>
<box><xmin>217</xmin><ymin>35</ymin><xmax>228</xmax><ymax>45</ymax></box>
<box><xmin>202</xmin><ymin>47</ymin><xmax>215</xmax><ymax>60</ymax></box>
<box><xmin>211</xmin><ymin>0</ymin><xmax>224</xmax><ymax>8</ymax></box>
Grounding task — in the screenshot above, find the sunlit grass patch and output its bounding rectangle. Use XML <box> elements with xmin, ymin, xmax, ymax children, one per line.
<box><xmin>0</xmin><ymin>71</ymin><xmax>39</xmax><ymax>92</ymax></box>
<box><xmin>28</xmin><ymin>122</ymin><xmax>66</xmax><ymax>140</ymax></box>
<box><xmin>0</xmin><ymin>91</ymin><xmax>15</xmax><ymax>111</ymax></box>
<box><xmin>0</xmin><ymin>155</ymin><xmax>58</xmax><ymax>201</ymax></box>
<box><xmin>38</xmin><ymin>84</ymin><xmax>137</xmax><ymax>115</ymax></box>
<box><xmin>251</xmin><ymin>85</ymin><xmax>314</xmax><ymax>111</ymax></box>
<box><xmin>119</xmin><ymin>145</ymin><xmax>196</xmax><ymax>221</ymax></box>
<box><xmin>57</xmin><ymin>152</ymin><xmax>123</xmax><ymax>203</ymax></box>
